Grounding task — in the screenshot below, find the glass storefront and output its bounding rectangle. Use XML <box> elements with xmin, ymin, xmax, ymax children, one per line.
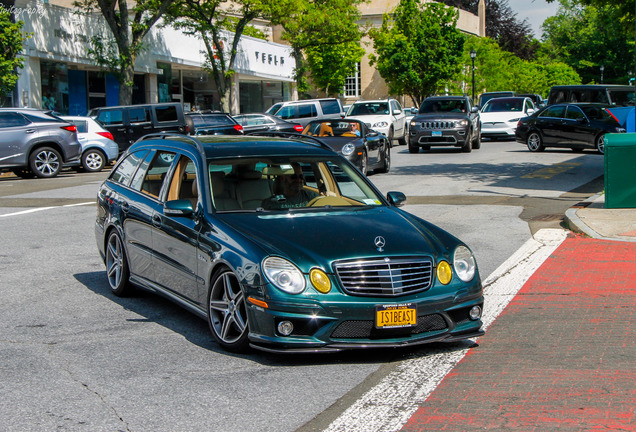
<box><xmin>40</xmin><ymin>60</ymin><xmax>69</xmax><ymax>113</ymax></box>
<box><xmin>239</xmin><ymin>80</ymin><xmax>290</xmax><ymax>113</ymax></box>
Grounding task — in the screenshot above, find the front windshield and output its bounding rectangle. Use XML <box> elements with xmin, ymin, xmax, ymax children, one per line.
<box><xmin>481</xmin><ymin>98</ymin><xmax>524</xmax><ymax>113</ymax></box>
<box><xmin>302</xmin><ymin>120</ymin><xmax>363</xmax><ymax>137</ymax></box>
<box><xmin>348</xmin><ymin>102</ymin><xmax>389</xmax><ymax>116</ymax></box>
<box><xmin>265</xmin><ymin>103</ymin><xmax>283</xmax><ymax>115</ymax></box>
<box><xmin>419</xmin><ymin>99</ymin><xmax>467</xmax><ymax>114</ymax></box>
<box><xmin>208</xmin><ymin>156</ymin><xmax>383</xmax><ymax>212</ymax></box>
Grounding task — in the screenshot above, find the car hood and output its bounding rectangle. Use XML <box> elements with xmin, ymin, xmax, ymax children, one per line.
<box><xmin>480</xmin><ymin>111</ymin><xmax>524</xmax><ymax>122</ymax></box>
<box><xmin>347</xmin><ymin>115</ymin><xmax>392</xmax><ymax>126</ymax></box>
<box><xmin>217</xmin><ymin>206</ymin><xmax>458</xmax><ymax>272</ymax></box>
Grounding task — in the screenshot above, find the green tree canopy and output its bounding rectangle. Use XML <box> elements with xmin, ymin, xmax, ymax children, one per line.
<box><xmin>541</xmin><ymin>0</ymin><xmax>634</xmax><ymax>84</ymax></box>
<box><xmin>0</xmin><ymin>11</ymin><xmax>29</xmax><ymax>105</ymax></box>
<box><xmin>270</xmin><ymin>0</ymin><xmax>366</xmax><ymax>95</ymax></box>
<box><xmin>445</xmin><ymin>36</ymin><xmax>580</xmax><ymax>101</ymax></box>
<box><xmin>369</xmin><ymin>0</ymin><xmax>466</xmax><ymax>106</ymax></box>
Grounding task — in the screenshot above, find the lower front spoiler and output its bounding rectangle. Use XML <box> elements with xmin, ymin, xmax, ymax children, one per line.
<box><xmin>249</xmin><ymin>329</ymin><xmax>485</xmax><ymax>354</ymax></box>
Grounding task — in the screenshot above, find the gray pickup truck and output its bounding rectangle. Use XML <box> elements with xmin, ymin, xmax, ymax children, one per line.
<box><xmin>408</xmin><ymin>96</ymin><xmax>481</xmax><ymax>153</ymax></box>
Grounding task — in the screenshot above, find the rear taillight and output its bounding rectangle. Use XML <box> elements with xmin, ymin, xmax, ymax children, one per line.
<box><xmin>293</xmin><ymin>124</ymin><xmax>303</xmax><ymax>132</ymax></box>
<box><xmin>233</xmin><ymin>124</ymin><xmax>243</xmax><ymax>132</ymax></box>
<box><xmin>61</xmin><ymin>125</ymin><xmax>77</xmax><ymax>133</ymax></box>
<box><xmin>97</xmin><ymin>131</ymin><xmax>115</xmax><ymax>141</ymax></box>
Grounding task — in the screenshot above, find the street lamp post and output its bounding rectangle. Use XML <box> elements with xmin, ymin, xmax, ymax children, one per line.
<box><xmin>600</xmin><ymin>65</ymin><xmax>604</xmax><ymax>84</ymax></box>
<box><xmin>470</xmin><ymin>49</ymin><xmax>476</xmax><ymax>105</ymax></box>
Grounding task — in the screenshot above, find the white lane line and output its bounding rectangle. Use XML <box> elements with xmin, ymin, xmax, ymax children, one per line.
<box><xmin>0</xmin><ymin>202</ymin><xmax>94</xmax><ymax>218</ymax></box>
<box><xmin>323</xmin><ymin>229</ymin><xmax>568</xmax><ymax>432</ymax></box>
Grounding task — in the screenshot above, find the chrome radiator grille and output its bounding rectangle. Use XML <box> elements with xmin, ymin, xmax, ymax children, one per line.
<box><xmin>333</xmin><ymin>257</ymin><xmax>434</xmax><ymax>297</ymax></box>
<box><xmin>421</xmin><ymin>121</ymin><xmax>456</xmax><ymax>129</ymax></box>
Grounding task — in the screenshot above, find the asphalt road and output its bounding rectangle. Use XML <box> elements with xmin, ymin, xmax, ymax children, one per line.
<box><xmin>0</xmin><ymin>139</ymin><xmax>605</xmax><ymax>431</ymax></box>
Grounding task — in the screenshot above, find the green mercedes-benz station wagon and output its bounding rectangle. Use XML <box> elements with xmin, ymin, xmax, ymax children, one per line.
<box><xmin>95</xmin><ymin>133</ymin><xmax>484</xmax><ymax>353</ymax></box>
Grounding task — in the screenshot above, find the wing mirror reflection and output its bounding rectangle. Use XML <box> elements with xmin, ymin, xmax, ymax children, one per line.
<box><xmin>387</xmin><ymin>191</ymin><xmax>407</xmax><ymax>206</ymax></box>
<box><xmin>164</xmin><ymin>199</ymin><xmax>194</xmax><ymax>217</ymax></box>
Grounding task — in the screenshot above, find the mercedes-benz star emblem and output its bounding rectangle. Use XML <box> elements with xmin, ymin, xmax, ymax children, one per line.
<box><xmin>374</xmin><ymin>236</ymin><xmax>386</xmax><ymax>252</ymax></box>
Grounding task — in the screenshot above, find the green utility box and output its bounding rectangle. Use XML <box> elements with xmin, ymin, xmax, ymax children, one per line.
<box><xmin>605</xmin><ymin>133</ymin><xmax>636</xmax><ymax>208</ymax></box>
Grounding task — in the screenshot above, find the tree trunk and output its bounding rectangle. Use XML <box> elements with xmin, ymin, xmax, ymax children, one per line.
<box><xmin>119</xmin><ymin>63</ymin><xmax>135</xmax><ymax>106</ymax></box>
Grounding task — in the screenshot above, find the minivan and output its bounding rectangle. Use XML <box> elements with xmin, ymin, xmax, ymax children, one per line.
<box><xmin>265</xmin><ymin>98</ymin><xmax>344</xmax><ymax>126</ymax></box>
<box><xmin>88</xmin><ymin>102</ymin><xmax>187</xmax><ymax>153</ymax></box>
<box><xmin>547</xmin><ymin>85</ymin><xmax>635</xmax><ymax>107</ymax></box>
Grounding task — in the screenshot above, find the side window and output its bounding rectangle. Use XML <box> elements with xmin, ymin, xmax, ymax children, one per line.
<box><xmin>128</xmin><ymin>107</ymin><xmax>151</xmax><ymax>123</ymax></box>
<box><xmin>297</xmin><ymin>104</ymin><xmax>317</xmax><ymax>119</ymax></box>
<box><xmin>167</xmin><ymin>156</ymin><xmax>198</xmax><ymax>206</ymax></box>
<box><xmin>320</xmin><ymin>99</ymin><xmax>342</xmax><ymax>115</ymax></box>
<box><xmin>110</xmin><ymin>150</ymin><xmax>148</xmax><ymax>185</ymax></box>
<box><xmin>155</xmin><ymin>105</ymin><xmax>178</xmax><ymax>122</ymax></box>
<box><xmin>277</xmin><ymin>106</ymin><xmax>295</xmax><ymax>119</ymax></box>
<box><xmin>132</xmin><ymin>151</ymin><xmax>176</xmax><ymax>197</ymax></box>
<box><xmin>0</xmin><ymin>112</ymin><xmax>29</xmax><ymax>128</ymax></box>
<box><xmin>565</xmin><ymin>107</ymin><xmax>585</xmax><ymax>120</ymax></box>
<box><xmin>539</xmin><ymin>106</ymin><xmax>566</xmax><ymax>119</ymax></box>
<box><xmin>97</xmin><ymin>109</ymin><xmax>124</xmax><ymax>126</ymax></box>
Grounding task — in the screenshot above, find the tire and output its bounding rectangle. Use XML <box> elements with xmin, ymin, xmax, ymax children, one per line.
<box><xmin>595</xmin><ymin>133</ymin><xmax>605</xmax><ymax>154</ymax></box>
<box><xmin>472</xmin><ymin>127</ymin><xmax>481</xmax><ymax>149</ymax></box>
<box><xmin>461</xmin><ymin>139</ymin><xmax>472</xmax><ymax>153</ymax></box>
<box><xmin>207</xmin><ymin>267</ymin><xmax>250</xmax><ymax>353</ymax></box>
<box><xmin>397</xmin><ymin>132</ymin><xmax>407</xmax><ymax>146</ymax></box>
<box><xmin>408</xmin><ymin>142</ymin><xmax>419</xmax><ymax>153</ymax></box>
<box><xmin>360</xmin><ymin>151</ymin><xmax>368</xmax><ymax>176</ymax></box>
<box><xmin>105</xmin><ymin>230</ymin><xmax>132</xmax><ymax>296</ymax></box>
<box><xmin>387</xmin><ymin>128</ymin><xmax>394</xmax><ymax>147</ymax></box>
<box><xmin>82</xmin><ymin>149</ymin><xmax>106</xmax><ymax>172</ymax></box>
<box><xmin>526</xmin><ymin>131</ymin><xmax>545</xmax><ymax>152</ymax></box>
<box><xmin>29</xmin><ymin>147</ymin><xmax>62</xmax><ymax>178</ymax></box>
<box><xmin>376</xmin><ymin>146</ymin><xmax>391</xmax><ymax>173</ymax></box>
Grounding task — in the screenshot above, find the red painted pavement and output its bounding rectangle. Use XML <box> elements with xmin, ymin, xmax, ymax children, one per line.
<box><xmin>402</xmin><ymin>234</ymin><xmax>636</xmax><ymax>431</ymax></box>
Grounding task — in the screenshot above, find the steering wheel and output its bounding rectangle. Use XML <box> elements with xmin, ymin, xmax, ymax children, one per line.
<box><xmin>307</xmin><ymin>196</ymin><xmax>352</xmax><ymax>207</ymax></box>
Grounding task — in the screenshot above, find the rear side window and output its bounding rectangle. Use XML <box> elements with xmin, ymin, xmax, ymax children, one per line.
<box><xmin>200</xmin><ymin>115</ymin><xmax>236</xmax><ymax>127</ymax></box>
<box><xmin>133</xmin><ymin>151</ymin><xmax>176</xmax><ymax>198</ymax></box>
<box><xmin>320</xmin><ymin>99</ymin><xmax>342</xmax><ymax>115</ymax></box>
<box><xmin>128</xmin><ymin>107</ymin><xmax>151</xmax><ymax>123</ymax></box>
<box><xmin>0</xmin><ymin>112</ymin><xmax>29</xmax><ymax>128</ymax></box>
<box><xmin>297</xmin><ymin>104</ymin><xmax>318</xmax><ymax>119</ymax></box>
<box><xmin>97</xmin><ymin>110</ymin><xmax>124</xmax><ymax>126</ymax></box>
<box><xmin>72</xmin><ymin>120</ymin><xmax>89</xmax><ymax>133</ymax></box>
<box><xmin>110</xmin><ymin>150</ymin><xmax>148</xmax><ymax>185</ymax></box>
<box><xmin>564</xmin><ymin>106</ymin><xmax>585</xmax><ymax>120</ymax></box>
<box><xmin>155</xmin><ymin>105</ymin><xmax>178</xmax><ymax>122</ymax></box>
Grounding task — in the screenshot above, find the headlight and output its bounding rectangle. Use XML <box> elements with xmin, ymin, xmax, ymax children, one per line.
<box><xmin>373</xmin><ymin>121</ymin><xmax>389</xmax><ymax>128</ymax></box>
<box><xmin>454</xmin><ymin>246</ymin><xmax>476</xmax><ymax>282</ymax></box>
<box><xmin>262</xmin><ymin>257</ymin><xmax>306</xmax><ymax>294</ymax></box>
<box><xmin>437</xmin><ymin>261</ymin><xmax>452</xmax><ymax>285</ymax></box>
<box><xmin>341</xmin><ymin>143</ymin><xmax>355</xmax><ymax>156</ymax></box>
<box><xmin>410</xmin><ymin>121</ymin><xmax>418</xmax><ymax>127</ymax></box>
<box><xmin>456</xmin><ymin>120</ymin><xmax>469</xmax><ymax>127</ymax></box>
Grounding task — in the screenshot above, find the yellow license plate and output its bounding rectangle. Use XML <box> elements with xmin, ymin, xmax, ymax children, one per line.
<box><xmin>375</xmin><ymin>303</ymin><xmax>417</xmax><ymax>329</ymax></box>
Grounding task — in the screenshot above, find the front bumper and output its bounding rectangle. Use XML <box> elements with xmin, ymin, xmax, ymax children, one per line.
<box><xmin>244</xmin><ymin>285</ymin><xmax>484</xmax><ymax>353</ymax></box>
<box><xmin>409</xmin><ymin>127</ymin><xmax>469</xmax><ymax>147</ymax></box>
<box><xmin>481</xmin><ymin>123</ymin><xmax>516</xmax><ymax>139</ymax></box>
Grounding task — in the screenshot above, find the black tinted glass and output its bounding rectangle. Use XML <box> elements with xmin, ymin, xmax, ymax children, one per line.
<box><xmin>155</xmin><ymin>106</ymin><xmax>178</xmax><ymax>122</ymax></box>
<box><xmin>0</xmin><ymin>112</ymin><xmax>29</xmax><ymax>127</ymax></box>
<box><xmin>320</xmin><ymin>100</ymin><xmax>342</xmax><ymax>115</ymax></box>
<box><xmin>129</xmin><ymin>107</ymin><xmax>151</xmax><ymax>123</ymax></box>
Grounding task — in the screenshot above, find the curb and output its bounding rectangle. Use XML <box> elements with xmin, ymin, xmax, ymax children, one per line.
<box><xmin>564</xmin><ymin>193</ymin><xmax>636</xmax><ymax>243</ymax></box>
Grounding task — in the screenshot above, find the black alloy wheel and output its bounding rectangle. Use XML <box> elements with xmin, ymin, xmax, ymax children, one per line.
<box><xmin>207</xmin><ymin>267</ymin><xmax>250</xmax><ymax>353</ymax></box>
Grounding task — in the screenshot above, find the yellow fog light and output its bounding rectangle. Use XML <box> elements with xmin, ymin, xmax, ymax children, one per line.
<box><xmin>437</xmin><ymin>261</ymin><xmax>452</xmax><ymax>285</ymax></box>
<box><xmin>310</xmin><ymin>268</ymin><xmax>331</xmax><ymax>293</ymax></box>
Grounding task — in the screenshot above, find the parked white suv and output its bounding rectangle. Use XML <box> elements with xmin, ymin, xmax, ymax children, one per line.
<box><xmin>266</xmin><ymin>98</ymin><xmax>344</xmax><ymax>127</ymax></box>
<box><xmin>346</xmin><ymin>98</ymin><xmax>407</xmax><ymax>146</ymax></box>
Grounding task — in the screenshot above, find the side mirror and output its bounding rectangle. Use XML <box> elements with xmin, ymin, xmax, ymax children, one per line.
<box><xmin>470</xmin><ymin>106</ymin><xmax>479</xmax><ymax>113</ymax></box>
<box><xmin>393</xmin><ymin>109</ymin><xmax>402</xmax><ymax>115</ymax></box>
<box><xmin>367</xmin><ymin>131</ymin><xmax>379</xmax><ymax>137</ymax></box>
<box><xmin>387</xmin><ymin>191</ymin><xmax>406</xmax><ymax>206</ymax></box>
<box><xmin>164</xmin><ymin>199</ymin><xmax>194</xmax><ymax>217</ymax></box>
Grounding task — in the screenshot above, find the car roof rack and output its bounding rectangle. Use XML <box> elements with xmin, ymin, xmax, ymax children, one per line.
<box><xmin>245</xmin><ymin>131</ymin><xmax>333</xmax><ymax>152</ymax></box>
<box><xmin>137</xmin><ymin>132</ymin><xmax>206</xmax><ymax>159</ymax></box>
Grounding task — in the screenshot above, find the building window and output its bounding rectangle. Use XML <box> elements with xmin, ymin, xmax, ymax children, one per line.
<box><xmin>343</xmin><ymin>63</ymin><xmax>361</xmax><ymax>97</ymax></box>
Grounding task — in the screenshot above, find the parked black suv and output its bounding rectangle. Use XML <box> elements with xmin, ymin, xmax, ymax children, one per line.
<box><xmin>408</xmin><ymin>96</ymin><xmax>481</xmax><ymax>153</ymax></box>
<box><xmin>185</xmin><ymin>111</ymin><xmax>243</xmax><ymax>135</ymax></box>
<box><xmin>0</xmin><ymin>108</ymin><xmax>82</xmax><ymax>178</ymax></box>
<box><xmin>88</xmin><ymin>102</ymin><xmax>187</xmax><ymax>153</ymax></box>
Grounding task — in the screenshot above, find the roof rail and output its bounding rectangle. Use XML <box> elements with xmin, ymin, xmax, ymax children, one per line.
<box><xmin>136</xmin><ymin>132</ymin><xmax>206</xmax><ymax>159</ymax></box>
<box><xmin>245</xmin><ymin>131</ymin><xmax>334</xmax><ymax>152</ymax></box>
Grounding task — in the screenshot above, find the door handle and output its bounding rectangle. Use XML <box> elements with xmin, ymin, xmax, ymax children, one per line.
<box><xmin>121</xmin><ymin>201</ymin><xmax>130</xmax><ymax>213</ymax></box>
<box><xmin>152</xmin><ymin>214</ymin><xmax>162</xmax><ymax>228</ymax></box>
<box><xmin>25</xmin><ymin>129</ymin><xmax>36</xmax><ymax>134</ymax></box>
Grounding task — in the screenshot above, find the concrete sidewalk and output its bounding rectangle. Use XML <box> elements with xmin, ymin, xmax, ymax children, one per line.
<box><xmin>565</xmin><ymin>192</ymin><xmax>636</xmax><ymax>242</ymax></box>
